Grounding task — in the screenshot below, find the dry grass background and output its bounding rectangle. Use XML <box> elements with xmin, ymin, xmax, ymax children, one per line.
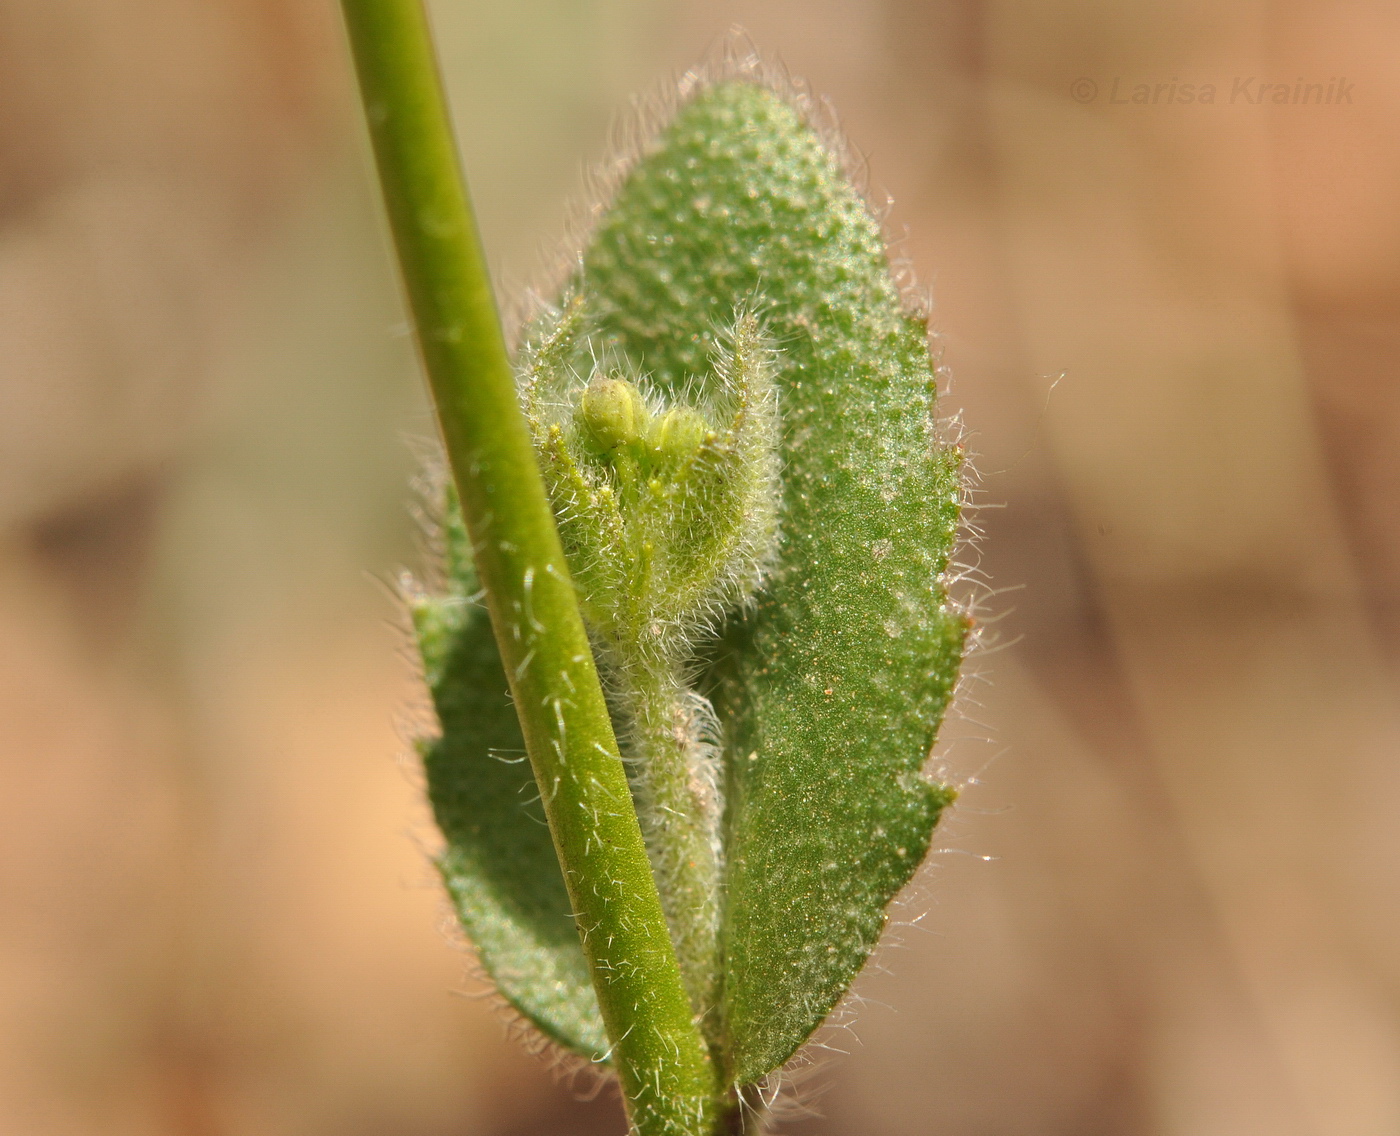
<box><xmin>1</xmin><ymin>1</ymin><xmax>1398</xmax><ymax>1134</ymax></box>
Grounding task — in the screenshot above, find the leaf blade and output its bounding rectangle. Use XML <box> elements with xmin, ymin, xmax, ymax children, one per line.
<box><xmin>415</xmin><ymin>524</ymin><xmax>607</xmax><ymax>1062</ymax></box>
<box><xmin>574</xmin><ymin>80</ymin><xmax>967</xmax><ymax>1084</ymax></box>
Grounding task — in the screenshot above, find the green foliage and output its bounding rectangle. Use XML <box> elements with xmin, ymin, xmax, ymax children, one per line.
<box><xmin>416</xmin><ymin>76</ymin><xmax>966</xmax><ymax>1093</ymax></box>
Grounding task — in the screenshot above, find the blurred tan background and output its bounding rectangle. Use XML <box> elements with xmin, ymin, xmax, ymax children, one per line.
<box><xmin>2</xmin><ymin>1</ymin><xmax>1397</xmax><ymax>1133</ymax></box>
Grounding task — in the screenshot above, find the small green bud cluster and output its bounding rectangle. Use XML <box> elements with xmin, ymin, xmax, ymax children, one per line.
<box><xmin>578</xmin><ymin>375</ymin><xmax>710</xmax><ymax>472</ymax></box>
<box><xmin>520</xmin><ymin>298</ymin><xmax>781</xmax><ymax>1021</ymax></box>
<box><xmin>523</xmin><ymin>300</ymin><xmax>780</xmax><ymax>657</ymax></box>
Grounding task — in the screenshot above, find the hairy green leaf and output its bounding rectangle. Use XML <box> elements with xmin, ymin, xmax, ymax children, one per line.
<box><xmin>413</xmin><ymin>74</ymin><xmax>965</xmax><ymax>1089</ymax></box>
<box><xmin>573</xmin><ymin>80</ymin><xmax>966</xmax><ymax>1084</ymax></box>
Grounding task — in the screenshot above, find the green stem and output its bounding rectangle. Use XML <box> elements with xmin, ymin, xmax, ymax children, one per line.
<box><xmin>337</xmin><ymin>3</ymin><xmax>718</xmax><ymax>1131</ymax></box>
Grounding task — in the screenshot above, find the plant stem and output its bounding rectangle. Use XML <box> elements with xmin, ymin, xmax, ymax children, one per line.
<box><xmin>337</xmin><ymin>2</ymin><xmax>718</xmax><ymax>1131</ymax></box>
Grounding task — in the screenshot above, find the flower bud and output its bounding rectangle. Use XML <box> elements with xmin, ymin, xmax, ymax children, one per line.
<box><xmin>579</xmin><ymin>375</ymin><xmax>648</xmax><ymax>453</ymax></box>
<box><xmin>647</xmin><ymin>406</ymin><xmax>710</xmax><ymax>468</ymax></box>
